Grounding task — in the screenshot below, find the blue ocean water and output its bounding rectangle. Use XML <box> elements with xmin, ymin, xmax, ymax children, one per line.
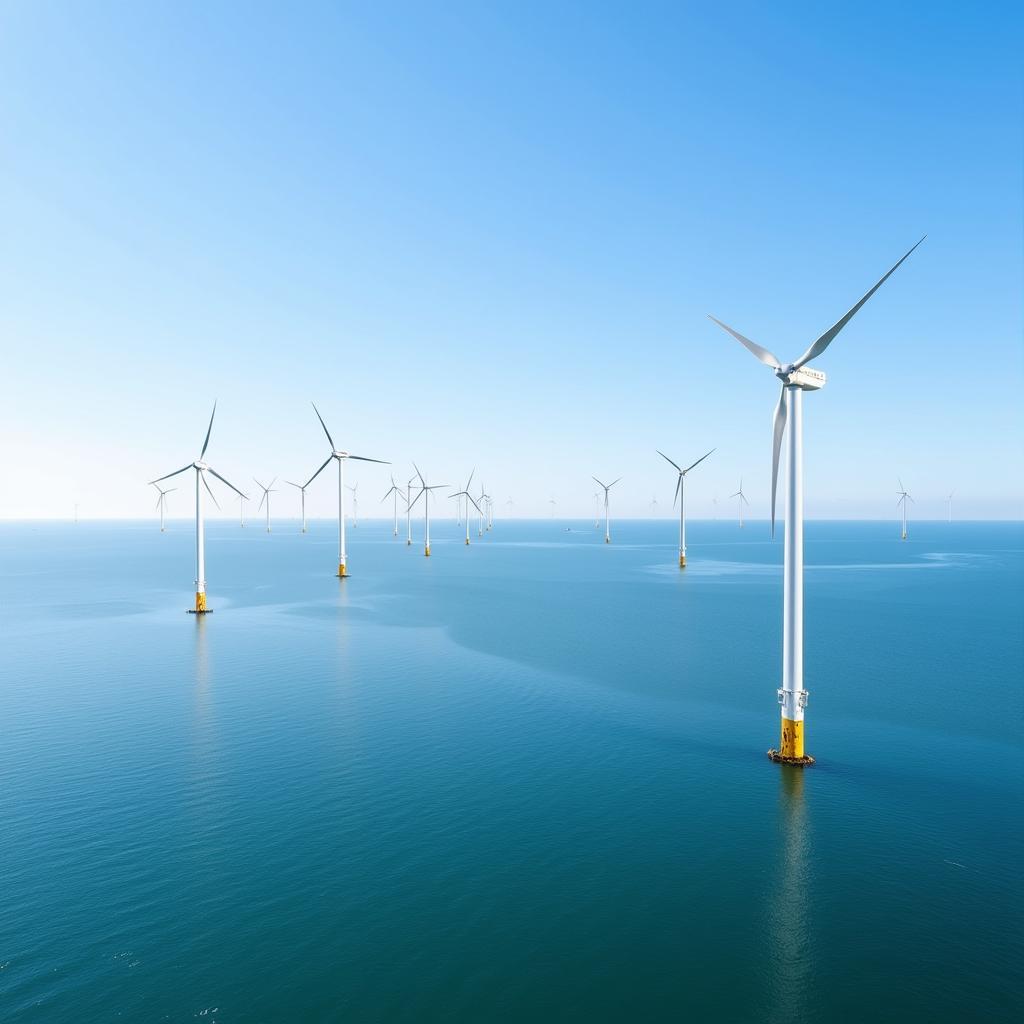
<box><xmin>1</xmin><ymin>518</ymin><xmax>1021</xmax><ymax>1022</ymax></box>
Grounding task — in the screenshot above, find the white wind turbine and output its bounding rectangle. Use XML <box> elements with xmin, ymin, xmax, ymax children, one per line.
<box><xmin>649</xmin><ymin>496</ymin><xmax>659</xmax><ymax>515</ymax></box>
<box><xmin>657</xmin><ymin>448</ymin><xmax>714</xmax><ymax>567</ymax></box>
<box><xmin>238</xmin><ymin>494</ymin><xmax>247</xmax><ymax>528</ymax></box>
<box><xmin>381</xmin><ymin>475</ymin><xmax>403</xmax><ymax>537</ymax></box>
<box><xmin>346</xmin><ymin>482</ymin><xmax>360</xmax><ymax>527</ymax></box>
<box><xmin>593</xmin><ymin>492</ymin><xmax>600</xmax><ymax>527</ymax></box>
<box><xmin>304</xmin><ymin>403</ymin><xmax>389</xmax><ymax>577</ymax></box>
<box><xmin>285</xmin><ymin>480</ymin><xmax>309</xmax><ymax>533</ymax></box>
<box><xmin>592</xmin><ymin>477</ymin><xmax>621</xmax><ymax>543</ymax></box>
<box><xmin>730</xmin><ymin>479</ymin><xmax>750</xmax><ymax>528</ymax></box>
<box><xmin>897</xmin><ymin>480</ymin><xmax>913</xmax><ymax>540</ymax></box>
<box><xmin>709</xmin><ymin>237</ymin><xmax>923</xmax><ymax>765</ymax></box>
<box><xmin>151</xmin><ymin>483</ymin><xmax>176</xmax><ymax>532</ymax></box>
<box><xmin>404</xmin><ymin>477</ymin><xmax>415</xmax><ymax>545</ymax></box>
<box><xmin>947</xmin><ymin>490</ymin><xmax>955</xmax><ymax>524</ymax></box>
<box><xmin>450</xmin><ymin>485</ymin><xmax>483</xmax><ymax>545</ymax></box>
<box><xmin>149</xmin><ymin>402</ymin><xmax>248</xmax><ymax>613</ymax></box>
<box><xmin>254</xmin><ymin>478</ymin><xmax>277</xmax><ymax>532</ymax></box>
<box><xmin>478</xmin><ymin>483</ymin><xmax>488</xmax><ymax>536</ymax></box>
<box><xmin>409</xmin><ymin>465</ymin><xmax>448</xmax><ymax>556</ymax></box>
<box><xmin>549</xmin><ymin>498</ymin><xmax>557</xmax><ymax>519</ymax></box>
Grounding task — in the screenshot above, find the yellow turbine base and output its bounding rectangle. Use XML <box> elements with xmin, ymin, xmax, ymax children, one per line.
<box><xmin>425</xmin><ymin>545</ymin><xmax>431</xmax><ymax>557</ymax></box>
<box><xmin>465</xmin><ymin>537</ymin><xmax>470</xmax><ymax>545</ymax></box>
<box><xmin>338</xmin><ymin>562</ymin><xmax>348</xmax><ymax>578</ymax></box>
<box><xmin>679</xmin><ymin>553</ymin><xmax>686</xmax><ymax>568</ymax></box>
<box><xmin>768</xmin><ymin>717</ymin><xmax>815</xmax><ymax>765</ymax></box>
<box><xmin>194</xmin><ymin>592</ymin><xmax>207</xmax><ymax>613</ymax></box>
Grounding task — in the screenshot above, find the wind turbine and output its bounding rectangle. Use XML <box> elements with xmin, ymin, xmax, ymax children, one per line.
<box><xmin>409</xmin><ymin>465</ymin><xmax>448</xmax><ymax>556</ymax></box>
<box><xmin>657</xmin><ymin>448</ymin><xmax>714</xmax><ymax>567</ymax></box>
<box><xmin>897</xmin><ymin>480</ymin><xmax>913</xmax><ymax>540</ymax></box>
<box><xmin>405</xmin><ymin>477</ymin><xmax>415</xmax><ymax>545</ymax></box>
<box><xmin>947</xmin><ymin>490</ymin><xmax>955</xmax><ymax>524</ymax></box>
<box><xmin>650</xmin><ymin>496</ymin><xmax>659</xmax><ymax>515</ymax></box>
<box><xmin>286</xmin><ymin>480</ymin><xmax>309</xmax><ymax>533</ymax></box>
<box><xmin>254</xmin><ymin>478</ymin><xmax>277</xmax><ymax>532</ymax></box>
<box><xmin>709</xmin><ymin>236</ymin><xmax>923</xmax><ymax>765</ymax></box>
<box><xmin>592</xmin><ymin>477</ymin><xmax>621</xmax><ymax>543</ymax></box>
<box><xmin>478</xmin><ymin>483</ymin><xmax>488</xmax><ymax>536</ymax></box>
<box><xmin>549</xmin><ymin>498</ymin><xmax>557</xmax><ymax>519</ymax></box>
<box><xmin>346</xmin><ymin>482</ymin><xmax>359</xmax><ymax>527</ymax></box>
<box><xmin>382</xmin><ymin>476</ymin><xmax>402</xmax><ymax>536</ymax></box>
<box><xmin>149</xmin><ymin>402</ymin><xmax>247</xmax><ymax>613</ymax></box>
<box><xmin>304</xmin><ymin>403</ymin><xmax>389</xmax><ymax>577</ymax></box>
<box><xmin>151</xmin><ymin>483</ymin><xmax>176</xmax><ymax>532</ymax></box>
<box><xmin>450</xmin><ymin>486</ymin><xmax>482</xmax><ymax>545</ymax></box>
<box><xmin>730</xmin><ymin>479</ymin><xmax>750</xmax><ymax>528</ymax></box>
<box><xmin>238</xmin><ymin>494</ymin><xmax>247</xmax><ymax>528</ymax></box>
<box><xmin>593</xmin><ymin>493</ymin><xmax>600</xmax><ymax>528</ymax></box>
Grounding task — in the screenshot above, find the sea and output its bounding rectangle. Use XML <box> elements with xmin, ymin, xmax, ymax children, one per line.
<box><xmin>1</xmin><ymin>518</ymin><xmax>1021</xmax><ymax>1022</ymax></box>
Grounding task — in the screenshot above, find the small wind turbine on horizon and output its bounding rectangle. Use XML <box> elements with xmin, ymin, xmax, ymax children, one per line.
<box><xmin>947</xmin><ymin>490</ymin><xmax>955</xmax><ymax>524</ymax></box>
<box><xmin>409</xmin><ymin>465</ymin><xmax>448</xmax><ymax>556</ymax></box>
<box><xmin>237</xmin><ymin>494</ymin><xmax>247</xmax><ymax>528</ymax></box>
<box><xmin>254</xmin><ymin>478</ymin><xmax>277</xmax><ymax>533</ymax></box>
<box><xmin>304</xmin><ymin>403</ymin><xmax>389</xmax><ymax>578</ymax></box>
<box><xmin>593</xmin><ymin>492</ymin><xmax>600</xmax><ymax>528</ymax></box>
<box><xmin>657</xmin><ymin>448</ymin><xmax>714</xmax><ymax>567</ymax></box>
<box><xmin>709</xmin><ymin>236</ymin><xmax>923</xmax><ymax>766</ymax></box>
<box><xmin>382</xmin><ymin>475</ymin><xmax>403</xmax><ymax>536</ymax></box>
<box><xmin>405</xmin><ymin>476</ymin><xmax>415</xmax><ymax>545</ymax></box>
<box><xmin>286</xmin><ymin>480</ymin><xmax>309</xmax><ymax>533</ymax></box>
<box><xmin>649</xmin><ymin>496</ymin><xmax>659</xmax><ymax>515</ymax></box>
<box><xmin>730</xmin><ymin>479</ymin><xmax>750</xmax><ymax>528</ymax></box>
<box><xmin>151</xmin><ymin>483</ymin><xmax>176</xmax><ymax>532</ymax></box>
<box><xmin>346</xmin><ymin>482</ymin><xmax>360</xmax><ymax>527</ymax></box>
<box><xmin>897</xmin><ymin>479</ymin><xmax>913</xmax><ymax>540</ymax></box>
<box><xmin>149</xmin><ymin>402</ymin><xmax>248</xmax><ymax>613</ymax></box>
<box><xmin>593</xmin><ymin>477</ymin><xmax>621</xmax><ymax>543</ymax></box>
<box><xmin>450</xmin><ymin>485</ymin><xmax>483</xmax><ymax>545</ymax></box>
<box><xmin>549</xmin><ymin>498</ymin><xmax>557</xmax><ymax>519</ymax></box>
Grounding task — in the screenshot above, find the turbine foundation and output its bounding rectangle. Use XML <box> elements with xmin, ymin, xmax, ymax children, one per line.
<box><xmin>769</xmin><ymin>718</ymin><xmax>814</xmax><ymax>766</ymax></box>
<box><xmin>188</xmin><ymin>591</ymin><xmax>209</xmax><ymax>615</ymax></box>
<box><xmin>679</xmin><ymin>553</ymin><xmax>686</xmax><ymax>568</ymax></box>
<box><xmin>338</xmin><ymin>562</ymin><xmax>348</xmax><ymax>578</ymax></box>
<box><xmin>424</xmin><ymin>545</ymin><xmax>431</xmax><ymax>557</ymax></box>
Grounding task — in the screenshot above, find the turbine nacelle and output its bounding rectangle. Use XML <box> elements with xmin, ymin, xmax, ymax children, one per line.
<box><xmin>194</xmin><ymin>460</ymin><xmax>209</xmax><ymax>471</ymax></box>
<box><xmin>777</xmin><ymin>365</ymin><xmax>827</xmax><ymax>391</ymax></box>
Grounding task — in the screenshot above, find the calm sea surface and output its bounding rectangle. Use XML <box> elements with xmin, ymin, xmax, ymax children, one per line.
<box><xmin>1</xmin><ymin>518</ymin><xmax>1021</xmax><ymax>1022</ymax></box>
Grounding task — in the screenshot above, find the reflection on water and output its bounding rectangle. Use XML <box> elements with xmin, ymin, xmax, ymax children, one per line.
<box><xmin>766</xmin><ymin>767</ymin><xmax>813</xmax><ymax>1023</ymax></box>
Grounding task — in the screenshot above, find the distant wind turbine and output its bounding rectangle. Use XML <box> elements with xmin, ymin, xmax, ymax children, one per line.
<box><xmin>657</xmin><ymin>448</ymin><xmax>714</xmax><ymax>567</ymax></box>
<box><xmin>650</xmin><ymin>496</ymin><xmax>659</xmax><ymax>515</ymax></box>
<box><xmin>151</xmin><ymin>483</ymin><xmax>176</xmax><ymax>532</ymax></box>
<box><xmin>254</xmin><ymin>478</ymin><xmax>277</xmax><ymax>533</ymax></box>
<box><xmin>897</xmin><ymin>479</ymin><xmax>913</xmax><ymax>540</ymax></box>
<box><xmin>947</xmin><ymin>490</ymin><xmax>955</xmax><ymax>524</ymax></box>
<box><xmin>409</xmin><ymin>465</ymin><xmax>448</xmax><ymax>556</ymax></box>
<box><xmin>709</xmin><ymin>236</ymin><xmax>923</xmax><ymax>766</ymax></box>
<box><xmin>286</xmin><ymin>480</ymin><xmax>309</xmax><ymax>533</ymax></box>
<box><xmin>549</xmin><ymin>498</ymin><xmax>557</xmax><ymax>519</ymax></box>
<box><xmin>730</xmin><ymin>479</ymin><xmax>750</xmax><ymax>528</ymax></box>
<box><xmin>238</xmin><ymin>494</ymin><xmax>247</xmax><ymax>528</ymax></box>
<box><xmin>304</xmin><ymin>403</ymin><xmax>389</xmax><ymax>577</ymax></box>
<box><xmin>593</xmin><ymin>492</ymin><xmax>600</xmax><ymax>528</ymax></box>
<box><xmin>382</xmin><ymin>475</ymin><xmax>402</xmax><ymax>537</ymax></box>
<box><xmin>149</xmin><ymin>402</ymin><xmax>247</xmax><ymax>613</ymax></box>
<box><xmin>346</xmin><ymin>482</ymin><xmax>359</xmax><ymax>527</ymax></box>
<box><xmin>592</xmin><ymin>477</ymin><xmax>621</xmax><ymax>543</ymax></box>
<box><xmin>405</xmin><ymin>477</ymin><xmax>415</xmax><ymax>545</ymax></box>
<box><xmin>451</xmin><ymin>486</ymin><xmax>482</xmax><ymax>545</ymax></box>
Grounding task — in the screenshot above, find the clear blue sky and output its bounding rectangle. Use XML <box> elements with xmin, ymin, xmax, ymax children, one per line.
<box><xmin>2</xmin><ymin>1</ymin><xmax>1021</xmax><ymax>520</ymax></box>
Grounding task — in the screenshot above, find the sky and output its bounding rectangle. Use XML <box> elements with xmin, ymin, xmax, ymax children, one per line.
<box><xmin>1</xmin><ymin>1</ymin><xmax>1022</xmax><ymax>521</ymax></box>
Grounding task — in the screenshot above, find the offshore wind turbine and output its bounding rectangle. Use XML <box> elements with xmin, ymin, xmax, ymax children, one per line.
<box><xmin>897</xmin><ymin>480</ymin><xmax>913</xmax><ymax>540</ymax></box>
<box><xmin>286</xmin><ymin>480</ymin><xmax>309</xmax><ymax>533</ymax></box>
<box><xmin>947</xmin><ymin>490</ymin><xmax>955</xmax><ymax>524</ymax></box>
<box><xmin>151</xmin><ymin>483</ymin><xmax>176</xmax><ymax>532</ymax></box>
<box><xmin>346</xmin><ymin>482</ymin><xmax>359</xmax><ymax>527</ymax></box>
<box><xmin>238</xmin><ymin>494</ymin><xmax>247</xmax><ymax>528</ymax></box>
<box><xmin>709</xmin><ymin>236</ymin><xmax>923</xmax><ymax>765</ymax></box>
<box><xmin>657</xmin><ymin>448</ymin><xmax>714</xmax><ymax>567</ymax></box>
<box><xmin>450</xmin><ymin>486</ymin><xmax>482</xmax><ymax>545</ymax></box>
<box><xmin>730</xmin><ymin>479</ymin><xmax>750</xmax><ymax>528</ymax></box>
<box><xmin>593</xmin><ymin>492</ymin><xmax>600</xmax><ymax>527</ymax></box>
<box><xmin>304</xmin><ymin>403</ymin><xmax>389</xmax><ymax>577</ymax></box>
<box><xmin>149</xmin><ymin>402</ymin><xmax>247</xmax><ymax>613</ymax></box>
<box><xmin>478</xmin><ymin>483</ymin><xmax>487</xmax><ymax>536</ymax></box>
<box><xmin>409</xmin><ymin>465</ymin><xmax>448</xmax><ymax>556</ymax></box>
<box><xmin>382</xmin><ymin>476</ymin><xmax>402</xmax><ymax>536</ymax></box>
<box><xmin>549</xmin><ymin>498</ymin><xmax>557</xmax><ymax>519</ymax></box>
<box><xmin>592</xmin><ymin>477</ymin><xmax>621</xmax><ymax>543</ymax></box>
<box><xmin>405</xmin><ymin>477</ymin><xmax>415</xmax><ymax>545</ymax></box>
<box><xmin>254</xmin><ymin>478</ymin><xmax>277</xmax><ymax>532</ymax></box>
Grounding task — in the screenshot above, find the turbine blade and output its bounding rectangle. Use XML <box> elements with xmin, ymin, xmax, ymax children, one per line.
<box><xmin>200</xmin><ymin>401</ymin><xmax>217</xmax><ymax>458</ymax></box>
<box><xmin>609</xmin><ymin>477</ymin><xmax>622</xmax><ymax>488</ymax></box>
<box><xmin>771</xmin><ymin>385</ymin><xmax>787</xmax><ymax>538</ymax></box>
<box><xmin>409</xmin><ymin>487</ymin><xmax>425</xmax><ymax>510</ymax></box>
<box><xmin>206</xmin><ymin>467</ymin><xmax>248</xmax><ymax>499</ymax></box>
<box><xmin>304</xmin><ymin>455</ymin><xmax>333</xmax><ymax>489</ymax></box>
<box><xmin>592</xmin><ymin>477</ymin><xmax>606</xmax><ymax>489</ymax></box>
<box><xmin>707</xmin><ymin>315</ymin><xmax>782</xmax><ymax>369</ymax></box>
<box><xmin>466</xmin><ymin>468</ymin><xmax>475</xmax><ymax>491</ymax></box>
<box><xmin>347</xmin><ymin>455</ymin><xmax>390</xmax><ymax>464</ymax></box>
<box><xmin>311</xmin><ymin>402</ymin><xmax>335</xmax><ymax>450</ymax></box>
<box><xmin>792</xmin><ymin>236</ymin><xmax>925</xmax><ymax>369</ymax></box>
<box><xmin>683</xmin><ymin>448</ymin><xmax>715</xmax><ymax>474</ymax></box>
<box><xmin>202</xmin><ymin>474</ymin><xmax>222</xmax><ymax>510</ymax></box>
<box><xmin>656</xmin><ymin>450</ymin><xmax>682</xmax><ymax>472</ymax></box>
<box><xmin>673</xmin><ymin>475</ymin><xmax>681</xmax><ymax>509</ymax></box>
<box><xmin>149</xmin><ymin>464</ymin><xmax>192</xmax><ymax>485</ymax></box>
<box><xmin>155</xmin><ymin>494</ymin><xmax>163</xmax><ymax>511</ymax></box>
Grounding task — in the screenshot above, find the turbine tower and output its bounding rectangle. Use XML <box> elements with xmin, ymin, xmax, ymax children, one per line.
<box><xmin>151</xmin><ymin>483</ymin><xmax>176</xmax><ymax>532</ymax></box>
<box><xmin>304</xmin><ymin>403</ymin><xmax>389</xmax><ymax>577</ymax></box>
<box><xmin>346</xmin><ymin>482</ymin><xmax>359</xmax><ymax>527</ymax></box>
<box><xmin>730</xmin><ymin>479</ymin><xmax>750</xmax><ymax>528</ymax></box>
<box><xmin>451</xmin><ymin>487</ymin><xmax>482</xmax><ymax>545</ymax></box>
<box><xmin>149</xmin><ymin>402</ymin><xmax>247</xmax><ymax>613</ymax></box>
<box><xmin>593</xmin><ymin>492</ymin><xmax>600</xmax><ymax>528</ymax></box>
<box><xmin>897</xmin><ymin>480</ymin><xmax>913</xmax><ymax>540</ymax></box>
<box><xmin>947</xmin><ymin>490</ymin><xmax>954</xmax><ymax>524</ymax></box>
<box><xmin>405</xmin><ymin>477</ymin><xmax>415</xmax><ymax>545</ymax></box>
<box><xmin>382</xmin><ymin>475</ymin><xmax>402</xmax><ymax>536</ymax></box>
<box><xmin>409</xmin><ymin>465</ymin><xmax>448</xmax><ymax>556</ymax></box>
<box><xmin>657</xmin><ymin>448</ymin><xmax>714</xmax><ymax>567</ymax></box>
<box><xmin>254</xmin><ymin>478</ymin><xmax>277</xmax><ymax>533</ymax></box>
<box><xmin>709</xmin><ymin>236</ymin><xmax>923</xmax><ymax>766</ymax></box>
<box><xmin>592</xmin><ymin>477</ymin><xmax>621</xmax><ymax>543</ymax></box>
<box><xmin>238</xmin><ymin>494</ymin><xmax>247</xmax><ymax>528</ymax></box>
<box><xmin>286</xmin><ymin>480</ymin><xmax>309</xmax><ymax>533</ymax></box>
